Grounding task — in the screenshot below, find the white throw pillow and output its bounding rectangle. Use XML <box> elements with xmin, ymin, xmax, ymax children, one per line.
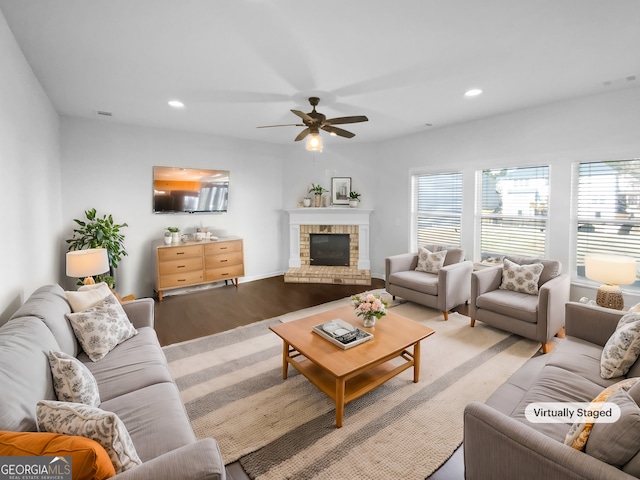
<box><xmin>47</xmin><ymin>351</ymin><xmax>100</xmax><ymax>406</ymax></box>
<box><xmin>65</xmin><ymin>282</ymin><xmax>113</xmax><ymax>313</ymax></box>
<box><xmin>600</xmin><ymin>312</ymin><xmax>640</xmax><ymax>379</ymax></box>
<box><xmin>416</xmin><ymin>248</ymin><xmax>447</xmax><ymax>274</ymax></box>
<box><xmin>66</xmin><ymin>294</ymin><xmax>137</xmax><ymax>362</ymax></box>
<box><xmin>36</xmin><ymin>400</ymin><xmax>142</xmax><ymax>474</ymax></box>
<box><xmin>499</xmin><ymin>258</ymin><xmax>544</xmax><ymax>295</ymax></box>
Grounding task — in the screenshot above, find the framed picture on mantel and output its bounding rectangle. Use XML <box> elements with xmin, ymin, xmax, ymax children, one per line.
<box><xmin>331</xmin><ymin>177</ymin><xmax>351</xmax><ymax>205</ymax></box>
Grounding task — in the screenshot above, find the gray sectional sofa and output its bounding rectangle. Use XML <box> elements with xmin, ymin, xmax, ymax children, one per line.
<box><xmin>464</xmin><ymin>301</ymin><xmax>640</xmax><ymax>479</ymax></box>
<box><xmin>0</xmin><ymin>284</ymin><xmax>225</xmax><ymax>479</ymax></box>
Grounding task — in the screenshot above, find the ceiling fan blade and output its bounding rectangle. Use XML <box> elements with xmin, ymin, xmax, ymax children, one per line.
<box><xmin>324</xmin><ymin>115</ymin><xmax>368</xmax><ymax>126</ymax></box>
<box><xmin>257</xmin><ymin>123</ymin><xmax>304</xmax><ymax>128</ymax></box>
<box><xmin>294</xmin><ymin>128</ymin><xmax>310</xmax><ymax>142</ymax></box>
<box><xmin>322</xmin><ymin>126</ymin><xmax>355</xmax><ymax>139</ymax></box>
<box><xmin>291</xmin><ymin>109</ymin><xmax>315</xmax><ymax>123</ymax></box>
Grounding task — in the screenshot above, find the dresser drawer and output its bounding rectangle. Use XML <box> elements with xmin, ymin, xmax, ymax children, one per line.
<box><xmin>204</xmin><ymin>251</ymin><xmax>243</xmax><ymax>269</ymax></box>
<box><xmin>158</xmin><ymin>244</ymin><xmax>202</xmax><ymax>262</ymax></box>
<box><xmin>204</xmin><ymin>240</ymin><xmax>242</xmax><ymax>255</ymax></box>
<box><xmin>205</xmin><ymin>264</ymin><xmax>244</xmax><ymax>282</ymax></box>
<box><xmin>158</xmin><ymin>270</ymin><xmax>204</xmax><ymax>289</ymax></box>
<box><xmin>158</xmin><ymin>257</ymin><xmax>203</xmax><ymax>275</ymax></box>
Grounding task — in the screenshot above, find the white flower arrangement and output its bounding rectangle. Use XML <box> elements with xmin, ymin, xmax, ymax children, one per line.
<box><xmin>351</xmin><ymin>292</ymin><xmax>388</xmax><ymax>320</ymax></box>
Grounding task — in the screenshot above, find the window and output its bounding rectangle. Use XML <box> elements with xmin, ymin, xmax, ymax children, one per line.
<box><xmin>479</xmin><ymin>166</ymin><xmax>549</xmax><ymax>261</ymax></box>
<box><xmin>575</xmin><ymin>160</ymin><xmax>640</xmax><ymax>285</ymax></box>
<box><xmin>412</xmin><ymin>172</ymin><xmax>462</xmax><ymax>248</ymax></box>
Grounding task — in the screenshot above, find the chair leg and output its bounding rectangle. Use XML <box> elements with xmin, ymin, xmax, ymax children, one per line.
<box><xmin>443</xmin><ymin>311</ymin><xmax>449</xmax><ymax>321</ymax></box>
<box><xmin>470</xmin><ymin>318</ymin><xmax>475</xmax><ymax>327</ymax></box>
<box><xmin>541</xmin><ymin>342</ymin><xmax>552</xmax><ymax>354</ymax></box>
<box><xmin>556</xmin><ymin>327</ymin><xmax>566</xmax><ymax>339</ymax></box>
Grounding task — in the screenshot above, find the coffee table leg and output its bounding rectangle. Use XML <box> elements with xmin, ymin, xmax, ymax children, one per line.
<box><xmin>413</xmin><ymin>341</ymin><xmax>421</xmax><ymax>383</ymax></box>
<box><xmin>335</xmin><ymin>378</ymin><xmax>345</xmax><ymax>428</ymax></box>
<box><xmin>282</xmin><ymin>342</ymin><xmax>289</xmax><ymax>379</ymax></box>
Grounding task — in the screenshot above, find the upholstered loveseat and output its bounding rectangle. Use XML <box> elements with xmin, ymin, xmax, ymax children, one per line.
<box><xmin>464</xmin><ymin>301</ymin><xmax>640</xmax><ymax>479</ymax></box>
<box><xmin>0</xmin><ymin>284</ymin><xmax>225</xmax><ymax>479</ymax></box>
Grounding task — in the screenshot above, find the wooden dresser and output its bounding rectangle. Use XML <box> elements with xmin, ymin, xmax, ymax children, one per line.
<box><xmin>153</xmin><ymin>237</ymin><xmax>244</xmax><ymax>301</ymax></box>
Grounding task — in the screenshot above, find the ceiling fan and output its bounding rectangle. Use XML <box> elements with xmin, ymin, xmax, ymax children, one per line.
<box><xmin>257</xmin><ymin>97</ymin><xmax>368</xmax><ymax>149</ymax></box>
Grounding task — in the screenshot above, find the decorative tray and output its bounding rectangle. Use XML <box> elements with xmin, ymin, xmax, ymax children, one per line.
<box><xmin>312</xmin><ymin>319</ymin><xmax>373</xmax><ymax>349</ymax></box>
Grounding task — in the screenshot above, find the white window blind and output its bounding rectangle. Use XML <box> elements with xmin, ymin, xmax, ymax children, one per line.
<box><xmin>412</xmin><ymin>172</ymin><xmax>462</xmax><ymax>247</ymax></box>
<box><xmin>479</xmin><ymin>166</ymin><xmax>549</xmax><ymax>260</ymax></box>
<box><xmin>576</xmin><ymin>160</ymin><xmax>640</xmax><ymax>285</ymax></box>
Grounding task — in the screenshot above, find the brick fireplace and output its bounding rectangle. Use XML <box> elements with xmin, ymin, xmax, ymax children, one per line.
<box><xmin>284</xmin><ymin>208</ymin><xmax>372</xmax><ymax>285</ymax></box>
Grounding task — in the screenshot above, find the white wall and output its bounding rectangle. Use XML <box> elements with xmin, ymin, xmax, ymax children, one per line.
<box><xmin>0</xmin><ymin>10</ymin><xmax>62</xmax><ymax>323</ymax></box>
<box><xmin>60</xmin><ymin>117</ymin><xmax>285</xmax><ymax>298</ymax></box>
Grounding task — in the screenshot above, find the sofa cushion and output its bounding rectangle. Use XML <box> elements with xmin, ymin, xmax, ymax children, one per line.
<box><xmin>546</xmin><ymin>336</ymin><xmax>622</xmax><ymax>389</ymax></box>
<box><xmin>9</xmin><ymin>284</ymin><xmax>78</xmax><ymax>356</ymax></box>
<box><xmin>65</xmin><ymin>282</ymin><xmax>112</xmax><ymax>312</ymax></box>
<box><xmin>422</xmin><ymin>243</ymin><xmax>464</xmax><ymax>266</ymax></box>
<box><xmin>600</xmin><ymin>312</ymin><xmax>640</xmax><ymax>379</ymax></box>
<box><xmin>476</xmin><ymin>289</ymin><xmax>539</xmax><ymax>323</ymax></box>
<box><xmin>505</xmin><ymin>255</ymin><xmax>561</xmax><ymax>287</ymax></box>
<box><xmin>100</xmin><ymin>382</ymin><xmax>197</xmax><ymax>462</ymax></box>
<box><xmin>511</xmin><ymin>365</ymin><xmax>604</xmax><ymax>442</ymax></box>
<box><xmin>585</xmin><ymin>389</ymin><xmax>640</xmax><ymax>468</ymax></box>
<box><xmin>48</xmin><ymin>350</ymin><xmax>100</xmax><ymax>406</ymax></box>
<box><xmin>79</xmin><ymin>327</ymin><xmax>174</xmax><ymax>402</ymax></box>
<box><xmin>389</xmin><ymin>270</ymin><xmax>438</xmax><ymax>296</ymax></box>
<box><xmin>37</xmin><ymin>400</ymin><xmax>142</xmax><ymax>474</ymax></box>
<box><xmin>499</xmin><ymin>258</ymin><xmax>544</xmax><ymax>295</ymax></box>
<box><xmin>0</xmin><ymin>430</ymin><xmax>115</xmax><ymax>480</ymax></box>
<box><xmin>0</xmin><ymin>318</ymin><xmax>59</xmax><ymax>431</ymax></box>
<box><xmin>415</xmin><ymin>247</ymin><xmax>446</xmax><ymax>274</ymax></box>
<box><xmin>66</xmin><ymin>295</ymin><xmax>138</xmax><ymax>362</ymax></box>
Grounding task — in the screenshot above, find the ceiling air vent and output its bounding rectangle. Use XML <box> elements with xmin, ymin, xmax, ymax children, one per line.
<box><xmin>96</xmin><ymin>110</ymin><xmax>112</xmax><ymax>117</ymax></box>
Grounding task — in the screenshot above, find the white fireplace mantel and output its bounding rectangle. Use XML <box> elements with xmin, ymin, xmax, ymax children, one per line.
<box><xmin>286</xmin><ymin>208</ymin><xmax>373</xmax><ymax>269</ymax></box>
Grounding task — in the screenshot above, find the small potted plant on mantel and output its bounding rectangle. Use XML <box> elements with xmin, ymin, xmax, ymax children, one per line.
<box><xmin>349</xmin><ymin>191</ymin><xmax>361</xmax><ymax>208</ymax></box>
<box><xmin>309</xmin><ymin>183</ymin><xmax>327</xmax><ymax>207</ymax></box>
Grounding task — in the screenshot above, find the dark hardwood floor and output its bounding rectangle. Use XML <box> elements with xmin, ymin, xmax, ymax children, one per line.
<box><xmin>154</xmin><ymin>275</ymin><xmax>385</xmax><ymax>346</ymax></box>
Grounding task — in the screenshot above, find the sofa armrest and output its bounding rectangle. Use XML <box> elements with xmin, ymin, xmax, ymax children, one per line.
<box><xmin>464</xmin><ymin>402</ymin><xmax>635</xmax><ymax>480</ymax></box>
<box><xmin>385</xmin><ymin>253</ymin><xmax>418</xmax><ymax>291</ymax></box>
<box><xmin>113</xmin><ymin>439</ymin><xmax>225</xmax><ymax>480</ymax></box>
<box><xmin>565</xmin><ymin>301</ymin><xmax>624</xmax><ymax>347</ymax></box>
<box><xmin>437</xmin><ymin>260</ymin><xmax>473</xmax><ymax>312</ymax></box>
<box><xmin>537</xmin><ymin>274</ymin><xmax>570</xmax><ymax>342</ymax></box>
<box><xmin>469</xmin><ymin>266</ymin><xmax>502</xmax><ymax>317</ymax></box>
<box><xmin>122</xmin><ymin>298</ymin><xmax>155</xmax><ymax>330</ymax></box>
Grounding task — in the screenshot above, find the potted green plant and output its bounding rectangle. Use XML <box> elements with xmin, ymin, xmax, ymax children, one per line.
<box><xmin>309</xmin><ymin>183</ymin><xmax>327</xmax><ymax>207</ymax></box>
<box><xmin>349</xmin><ymin>191</ymin><xmax>361</xmax><ymax>208</ymax></box>
<box><xmin>167</xmin><ymin>226</ymin><xmax>180</xmax><ymax>243</ymax></box>
<box><xmin>66</xmin><ymin>208</ymin><xmax>128</xmax><ymax>288</ymax></box>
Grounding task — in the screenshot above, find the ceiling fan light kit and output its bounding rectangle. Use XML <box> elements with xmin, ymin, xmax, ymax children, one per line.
<box><xmin>258</xmin><ymin>96</ymin><xmax>368</xmax><ymax>152</ymax></box>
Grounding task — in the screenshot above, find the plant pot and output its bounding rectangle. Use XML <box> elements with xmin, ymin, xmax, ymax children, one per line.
<box><xmin>171</xmin><ymin>232</ymin><xmax>180</xmax><ymax>243</ymax></box>
<box><xmin>164</xmin><ymin>235</ymin><xmax>172</xmax><ymax>245</ymax></box>
<box><xmin>303</xmin><ymin>198</ymin><xmax>311</xmax><ymax>207</ymax></box>
<box><xmin>314</xmin><ymin>195</ymin><xmax>322</xmax><ymax>207</ymax></box>
<box><xmin>349</xmin><ymin>199</ymin><xmax>359</xmax><ymax>208</ymax></box>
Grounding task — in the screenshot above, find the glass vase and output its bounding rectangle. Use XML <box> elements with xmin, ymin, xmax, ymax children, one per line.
<box><xmin>362</xmin><ymin>315</ymin><xmax>376</xmax><ymax>328</ymax></box>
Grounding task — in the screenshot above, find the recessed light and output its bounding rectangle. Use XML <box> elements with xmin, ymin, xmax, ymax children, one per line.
<box><xmin>168</xmin><ymin>100</ymin><xmax>185</xmax><ymax>108</ymax></box>
<box><xmin>464</xmin><ymin>89</ymin><xmax>483</xmax><ymax>97</ymax></box>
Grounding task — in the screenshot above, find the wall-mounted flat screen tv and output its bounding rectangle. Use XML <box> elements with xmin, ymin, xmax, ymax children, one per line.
<box><xmin>153</xmin><ymin>166</ymin><xmax>229</xmax><ymax>213</ymax></box>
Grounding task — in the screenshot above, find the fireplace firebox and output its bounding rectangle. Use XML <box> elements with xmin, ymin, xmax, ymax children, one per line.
<box><xmin>310</xmin><ymin>234</ymin><xmax>350</xmax><ymax>266</ymax></box>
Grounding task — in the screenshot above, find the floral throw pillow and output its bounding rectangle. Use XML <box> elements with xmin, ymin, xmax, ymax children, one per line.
<box><xmin>600</xmin><ymin>312</ymin><xmax>640</xmax><ymax>379</ymax></box>
<box><xmin>36</xmin><ymin>400</ymin><xmax>142</xmax><ymax>474</ymax></box>
<box><xmin>415</xmin><ymin>248</ymin><xmax>447</xmax><ymax>274</ymax></box>
<box><xmin>66</xmin><ymin>294</ymin><xmax>137</xmax><ymax>362</ymax></box>
<box><xmin>47</xmin><ymin>351</ymin><xmax>100</xmax><ymax>406</ymax></box>
<box><xmin>499</xmin><ymin>258</ymin><xmax>544</xmax><ymax>295</ymax></box>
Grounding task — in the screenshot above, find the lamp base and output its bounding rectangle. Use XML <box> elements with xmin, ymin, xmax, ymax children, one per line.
<box><xmin>595</xmin><ymin>284</ymin><xmax>624</xmax><ymax>310</ymax></box>
<box><xmin>83</xmin><ymin>276</ymin><xmax>96</xmax><ymax>285</ymax></box>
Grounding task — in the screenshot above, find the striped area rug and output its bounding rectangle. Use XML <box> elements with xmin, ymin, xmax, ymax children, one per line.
<box><xmin>164</xmin><ymin>299</ymin><xmax>540</xmax><ymax>480</ymax></box>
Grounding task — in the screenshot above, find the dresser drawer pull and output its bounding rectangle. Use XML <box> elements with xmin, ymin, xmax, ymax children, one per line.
<box><xmin>221</xmin><ymin>273</ymin><xmax>229</xmax><ymax>276</ymax></box>
<box><xmin>220</xmin><ymin>247</ymin><xmax>228</xmax><ymax>250</ymax></box>
<box><xmin>178</xmin><ymin>279</ymin><xmax>186</xmax><ymax>282</ymax></box>
<box><xmin>177</xmin><ymin>265</ymin><xmax>185</xmax><ymax>268</ymax></box>
<box><xmin>220</xmin><ymin>259</ymin><xmax>228</xmax><ymax>263</ymax></box>
<box><xmin>176</xmin><ymin>252</ymin><xmax>185</xmax><ymax>255</ymax></box>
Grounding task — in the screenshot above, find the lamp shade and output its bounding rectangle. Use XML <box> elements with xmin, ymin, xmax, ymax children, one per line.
<box><xmin>66</xmin><ymin>248</ymin><xmax>110</xmax><ymax>278</ymax></box>
<box><xmin>305</xmin><ymin>132</ymin><xmax>323</xmax><ymax>152</ymax></box>
<box><xmin>584</xmin><ymin>254</ymin><xmax>637</xmax><ymax>286</ymax></box>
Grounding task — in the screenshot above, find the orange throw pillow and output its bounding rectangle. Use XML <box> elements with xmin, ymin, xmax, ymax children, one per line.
<box><xmin>0</xmin><ymin>431</ymin><xmax>115</xmax><ymax>480</ymax></box>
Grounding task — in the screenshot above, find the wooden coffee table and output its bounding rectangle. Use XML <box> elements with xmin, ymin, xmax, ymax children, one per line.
<box><xmin>269</xmin><ymin>305</ymin><xmax>435</xmax><ymax>427</ymax></box>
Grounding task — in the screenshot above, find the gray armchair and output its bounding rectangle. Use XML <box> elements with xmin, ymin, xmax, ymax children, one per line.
<box><xmin>385</xmin><ymin>244</ymin><xmax>473</xmax><ymax>320</ymax></box>
<box><xmin>469</xmin><ymin>255</ymin><xmax>570</xmax><ymax>353</ymax></box>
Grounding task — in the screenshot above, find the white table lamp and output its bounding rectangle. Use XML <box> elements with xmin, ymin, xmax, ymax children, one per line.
<box><xmin>66</xmin><ymin>248</ymin><xmax>110</xmax><ymax>285</ymax></box>
<box><xmin>585</xmin><ymin>254</ymin><xmax>637</xmax><ymax>310</ymax></box>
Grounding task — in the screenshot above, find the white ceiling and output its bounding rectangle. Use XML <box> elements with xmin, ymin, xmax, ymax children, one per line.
<box><xmin>2</xmin><ymin>0</ymin><xmax>639</xmax><ymax>146</ymax></box>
